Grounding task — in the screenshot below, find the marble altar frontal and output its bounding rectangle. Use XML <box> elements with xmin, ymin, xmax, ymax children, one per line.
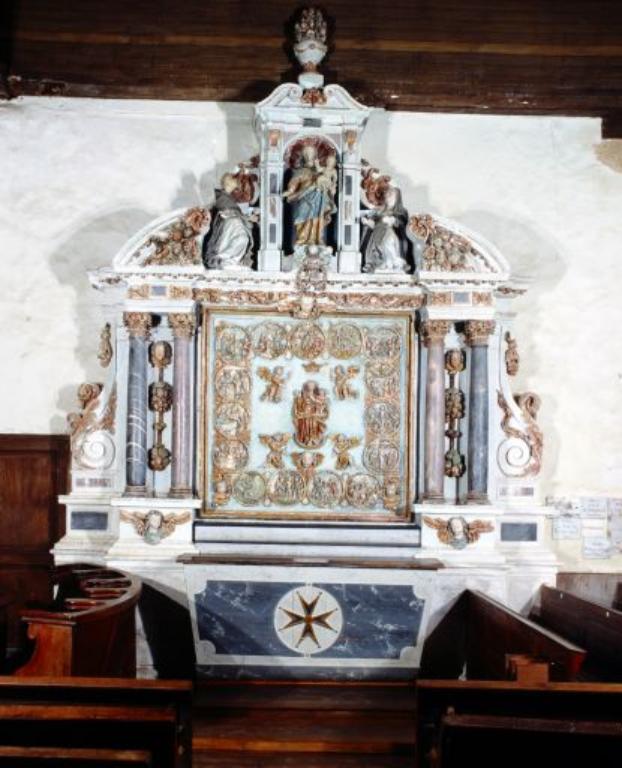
<box><xmin>53</xmin><ymin>8</ymin><xmax>557</xmax><ymax>679</ymax></box>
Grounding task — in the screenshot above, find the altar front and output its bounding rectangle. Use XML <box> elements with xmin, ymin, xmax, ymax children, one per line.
<box><xmin>54</xmin><ymin>9</ymin><xmax>554</xmax><ymax>679</ymax></box>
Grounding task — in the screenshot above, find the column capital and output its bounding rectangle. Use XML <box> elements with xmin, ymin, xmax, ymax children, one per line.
<box><xmin>123</xmin><ymin>312</ymin><xmax>152</xmax><ymax>339</ymax></box>
<box><xmin>169</xmin><ymin>313</ymin><xmax>196</xmax><ymax>339</ymax></box>
<box><xmin>463</xmin><ymin>320</ymin><xmax>495</xmax><ymax>347</ymax></box>
<box><xmin>421</xmin><ymin>320</ymin><xmax>451</xmax><ymax>347</ymax></box>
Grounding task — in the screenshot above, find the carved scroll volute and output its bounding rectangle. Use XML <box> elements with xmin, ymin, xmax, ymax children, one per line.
<box><xmin>496</xmin><ymin>327</ymin><xmax>542</xmax><ymax>478</ymax></box>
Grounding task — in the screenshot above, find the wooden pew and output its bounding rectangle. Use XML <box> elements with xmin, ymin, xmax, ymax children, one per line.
<box><xmin>0</xmin><ymin>594</ymin><xmax>9</xmax><ymax>669</ymax></box>
<box><xmin>0</xmin><ymin>676</ymin><xmax>192</xmax><ymax>768</ymax></box>
<box><xmin>530</xmin><ymin>585</ymin><xmax>622</xmax><ymax>681</ymax></box>
<box><xmin>419</xmin><ymin>590</ymin><xmax>586</xmax><ymax>681</ymax></box>
<box><xmin>14</xmin><ymin>565</ymin><xmax>141</xmax><ymax>677</ymax></box>
<box><xmin>415</xmin><ymin>680</ymin><xmax>622</xmax><ymax>768</ymax></box>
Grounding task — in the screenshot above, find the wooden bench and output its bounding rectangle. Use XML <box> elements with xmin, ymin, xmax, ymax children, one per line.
<box><xmin>419</xmin><ymin>590</ymin><xmax>586</xmax><ymax>682</ymax></box>
<box><xmin>0</xmin><ymin>676</ymin><xmax>192</xmax><ymax>768</ymax></box>
<box><xmin>14</xmin><ymin>564</ymin><xmax>141</xmax><ymax>677</ymax></box>
<box><xmin>415</xmin><ymin>680</ymin><xmax>622</xmax><ymax>768</ymax></box>
<box><xmin>530</xmin><ymin>585</ymin><xmax>622</xmax><ymax>681</ymax></box>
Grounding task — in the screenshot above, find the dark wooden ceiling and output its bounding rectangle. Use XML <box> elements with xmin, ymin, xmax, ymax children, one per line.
<box><xmin>2</xmin><ymin>0</ymin><xmax>622</xmax><ymax>136</ymax></box>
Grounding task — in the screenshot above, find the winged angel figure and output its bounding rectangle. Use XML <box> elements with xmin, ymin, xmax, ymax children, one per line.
<box><xmin>423</xmin><ymin>516</ymin><xmax>494</xmax><ymax>550</ymax></box>
<box><xmin>120</xmin><ymin>510</ymin><xmax>192</xmax><ymax>545</ymax></box>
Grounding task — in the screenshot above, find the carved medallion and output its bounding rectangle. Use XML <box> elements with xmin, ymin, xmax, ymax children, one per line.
<box><xmin>365</xmin><ymin>402</ymin><xmax>400</xmax><ymax>436</ymax></box>
<box><xmin>252</xmin><ymin>322</ymin><xmax>290</xmax><ymax>359</ymax></box>
<box><xmin>363</xmin><ymin>440</ymin><xmax>400</xmax><ymax>474</ymax></box>
<box><xmin>216</xmin><ymin>325</ymin><xmax>251</xmax><ymax>364</ymax></box>
<box><xmin>365</xmin><ymin>362</ymin><xmax>399</xmax><ymax>399</ymax></box>
<box><xmin>215</xmin><ymin>402</ymin><xmax>249</xmax><ymax>440</ymax></box>
<box><xmin>233</xmin><ymin>471</ymin><xmax>267</xmax><ymax>506</ymax></box>
<box><xmin>268</xmin><ymin>470</ymin><xmax>306</xmax><ymax>505</ymax></box>
<box><xmin>327</xmin><ymin>323</ymin><xmax>363</xmax><ymax>359</ymax></box>
<box><xmin>215</xmin><ymin>367</ymin><xmax>251</xmax><ymax>401</ymax></box>
<box><xmin>308</xmin><ymin>471</ymin><xmax>342</xmax><ymax>508</ymax></box>
<box><xmin>213</xmin><ymin>439</ymin><xmax>249</xmax><ymax>472</ymax></box>
<box><xmin>345</xmin><ymin>473</ymin><xmax>380</xmax><ymax>508</ymax></box>
<box><xmin>364</xmin><ymin>327</ymin><xmax>401</xmax><ymax>360</ymax></box>
<box><xmin>290</xmin><ymin>323</ymin><xmax>326</xmax><ymax>360</ymax></box>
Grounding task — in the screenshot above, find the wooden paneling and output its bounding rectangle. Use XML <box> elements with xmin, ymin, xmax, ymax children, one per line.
<box><xmin>0</xmin><ymin>435</ymin><xmax>69</xmax><ymax>651</ymax></box>
<box><xmin>2</xmin><ymin>1</ymin><xmax>622</xmax><ymax>133</ymax></box>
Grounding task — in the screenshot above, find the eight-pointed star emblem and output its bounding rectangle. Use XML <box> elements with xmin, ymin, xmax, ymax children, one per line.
<box><xmin>278</xmin><ymin>590</ymin><xmax>338</xmax><ymax>649</ymax></box>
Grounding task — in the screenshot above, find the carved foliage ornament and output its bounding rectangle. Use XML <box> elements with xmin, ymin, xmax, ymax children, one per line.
<box><xmin>505</xmin><ymin>332</ymin><xmax>520</xmax><ymax>376</ymax></box>
<box><xmin>142</xmin><ymin>207</ymin><xmax>211</xmax><ymax>266</ymax></box>
<box><xmin>409</xmin><ymin>214</ymin><xmax>481</xmax><ymax>272</ymax></box>
<box><xmin>169</xmin><ymin>313</ymin><xmax>196</xmax><ymax>339</ymax></box>
<box><xmin>123</xmin><ymin>312</ymin><xmax>152</xmax><ymax>339</ymax></box>
<box><xmin>464</xmin><ymin>320</ymin><xmax>495</xmax><ymax>346</ymax></box>
<box><xmin>421</xmin><ymin>320</ymin><xmax>451</xmax><ymax>347</ymax></box>
<box><xmin>98</xmin><ymin>324</ymin><xmax>113</xmax><ymax>368</ymax></box>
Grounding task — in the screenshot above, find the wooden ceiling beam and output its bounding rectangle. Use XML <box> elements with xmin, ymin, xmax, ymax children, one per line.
<box><xmin>3</xmin><ymin>0</ymin><xmax>622</xmax><ymax>136</ymax></box>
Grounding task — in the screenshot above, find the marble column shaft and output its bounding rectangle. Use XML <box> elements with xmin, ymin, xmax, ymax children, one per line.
<box><xmin>169</xmin><ymin>313</ymin><xmax>196</xmax><ymax>497</ymax></box>
<box><xmin>124</xmin><ymin>312</ymin><xmax>152</xmax><ymax>495</ymax></box>
<box><xmin>465</xmin><ymin>320</ymin><xmax>495</xmax><ymax>503</ymax></box>
<box><xmin>422</xmin><ymin>321</ymin><xmax>451</xmax><ymax>502</ymax></box>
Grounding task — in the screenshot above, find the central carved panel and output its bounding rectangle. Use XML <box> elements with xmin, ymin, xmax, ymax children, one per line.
<box><xmin>202</xmin><ymin>310</ymin><xmax>414</xmax><ymax>520</ymax></box>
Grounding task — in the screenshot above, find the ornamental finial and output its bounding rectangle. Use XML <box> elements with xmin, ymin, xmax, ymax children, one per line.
<box><xmin>293</xmin><ymin>7</ymin><xmax>328</xmax><ymax>89</ymax></box>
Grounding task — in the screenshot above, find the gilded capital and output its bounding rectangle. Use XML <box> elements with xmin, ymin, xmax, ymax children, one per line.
<box><xmin>464</xmin><ymin>320</ymin><xmax>495</xmax><ymax>346</ymax></box>
<box><xmin>169</xmin><ymin>313</ymin><xmax>196</xmax><ymax>339</ymax></box>
<box><xmin>421</xmin><ymin>320</ymin><xmax>451</xmax><ymax>347</ymax></box>
<box><xmin>123</xmin><ymin>312</ymin><xmax>152</xmax><ymax>339</ymax></box>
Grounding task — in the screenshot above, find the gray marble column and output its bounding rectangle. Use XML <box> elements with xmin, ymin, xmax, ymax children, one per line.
<box><xmin>464</xmin><ymin>320</ymin><xmax>495</xmax><ymax>504</ymax></box>
<box><xmin>169</xmin><ymin>313</ymin><xmax>196</xmax><ymax>497</ymax></box>
<box><xmin>124</xmin><ymin>312</ymin><xmax>152</xmax><ymax>496</ymax></box>
<box><xmin>422</xmin><ymin>320</ymin><xmax>450</xmax><ymax>502</ymax></box>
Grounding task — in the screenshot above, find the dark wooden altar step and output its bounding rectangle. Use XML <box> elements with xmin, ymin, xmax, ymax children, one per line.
<box><xmin>192</xmin><ymin>682</ymin><xmax>416</xmax><ymax>768</ymax></box>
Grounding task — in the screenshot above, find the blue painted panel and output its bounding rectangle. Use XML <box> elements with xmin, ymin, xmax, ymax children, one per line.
<box><xmin>501</xmin><ymin>522</ymin><xmax>537</xmax><ymax>542</ymax></box>
<box><xmin>71</xmin><ymin>511</ymin><xmax>108</xmax><ymax>531</ymax></box>
<box><xmin>194</xmin><ymin>581</ymin><xmax>424</xmax><ymax>659</ymax></box>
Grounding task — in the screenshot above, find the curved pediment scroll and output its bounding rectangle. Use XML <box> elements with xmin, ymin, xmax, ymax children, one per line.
<box><xmin>407</xmin><ymin>214</ymin><xmax>510</xmax><ymax>282</ymax></box>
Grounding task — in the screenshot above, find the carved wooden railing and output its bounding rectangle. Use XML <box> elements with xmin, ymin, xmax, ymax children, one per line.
<box><xmin>14</xmin><ymin>564</ymin><xmax>141</xmax><ymax>678</ymax></box>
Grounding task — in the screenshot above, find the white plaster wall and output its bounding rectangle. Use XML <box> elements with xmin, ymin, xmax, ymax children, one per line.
<box><xmin>1</xmin><ymin>97</ymin><xmax>621</xmax><ymax>550</ymax></box>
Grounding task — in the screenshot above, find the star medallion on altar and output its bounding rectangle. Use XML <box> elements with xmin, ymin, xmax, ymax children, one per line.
<box><xmin>275</xmin><ymin>586</ymin><xmax>343</xmax><ymax>654</ymax></box>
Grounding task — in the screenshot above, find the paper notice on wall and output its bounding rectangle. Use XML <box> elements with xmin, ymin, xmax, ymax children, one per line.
<box><xmin>582</xmin><ymin>536</ymin><xmax>613</xmax><ymax>559</ymax></box>
<box><xmin>552</xmin><ymin>515</ymin><xmax>581</xmax><ymax>540</ymax></box>
<box><xmin>608</xmin><ymin>498</ymin><xmax>622</xmax><ymax>549</ymax></box>
<box><xmin>579</xmin><ymin>497</ymin><xmax>609</xmax><ymax>518</ymax></box>
<box><xmin>582</xmin><ymin>517</ymin><xmax>609</xmax><ymax>536</ymax></box>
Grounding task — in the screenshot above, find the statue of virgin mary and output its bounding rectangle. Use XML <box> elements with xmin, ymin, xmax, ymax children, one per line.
<box><xmin>283</xmin><ymin>144</ymin><xmax>336</xmax><ymax>247</ymax></box>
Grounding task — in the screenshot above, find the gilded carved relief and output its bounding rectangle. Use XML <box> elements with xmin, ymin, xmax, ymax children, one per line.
<box><xmin>204</xmin><ymin>311</ymin><xmax>411</xmax><ymax>519</ymax></box>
